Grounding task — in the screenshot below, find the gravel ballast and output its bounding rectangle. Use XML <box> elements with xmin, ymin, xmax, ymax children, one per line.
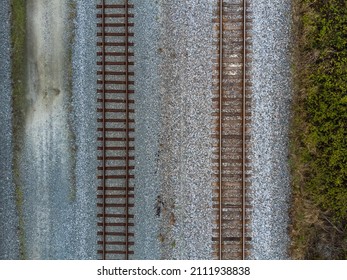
<box><xmin>70</xmin><ymin>0</ymin><xmax>98</xmax><ymax>259</ymax></box>
<box><xmin>0</xmin><ymin>0</ymin><xmax>20</xmax><ymax>259</ymax></box>
<box><xmin>158</xmin><ymin>0</ymin><xmax>214</xmax><ymax>260</ymax></box>
<box><xmin>72</xmin><ymin>0</ymin><xmax>97</xmax><ymax>259</ymax></box>
<box><xmin>134</xmin><ymin>0</ymin><xmax>214</xmax><ymax>259</ymax></box>
<box><xmin>249</xmin><ymin>0</ymin><xmax>292</xmax><ymax>259</ymax></box>
<box><xmin>133</xmin><ymin>0</ymin><xmax>162</xmax><ymax>259</ymax></box>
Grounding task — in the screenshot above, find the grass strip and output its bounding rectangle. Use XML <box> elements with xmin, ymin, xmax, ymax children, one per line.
<box><xmin>11</xmin><ymin>0</ymin><xmax>27</xmax><ymax>259</ymax></box>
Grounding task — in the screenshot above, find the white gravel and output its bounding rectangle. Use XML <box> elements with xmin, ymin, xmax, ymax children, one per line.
<box><xmin>0</xmin><ymin>0</ymin><xmax>20</xmax><ymax>259</ymax></box>
<box><xmin>133</xmin><ymin>0</ymin><xmax>162</xmax><ymax>259</ymax></box>
<box><xmin>73</xmin><ymin>0</ymin><xmax>97</xmax><ymax>259</ymax></box>
<box><xmin>70</xmin><ymin>0</ymin><xmax>98</xmax><ymax>259</ymax></box>
<box><xmin>249</xmin><ymin>0</ymin><xmax>292</xmax><ymax>259</ymax></box>
<box><xmin>134</xmin><ymin>0</ymin><xmax>214</xmax><ymax>259</ymax></box>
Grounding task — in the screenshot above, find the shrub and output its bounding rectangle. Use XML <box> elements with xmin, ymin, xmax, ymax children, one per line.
<box><xmin>290</xmin><ymin>0</ymin><xmax>347</xmax><ymax>259</ymax></box>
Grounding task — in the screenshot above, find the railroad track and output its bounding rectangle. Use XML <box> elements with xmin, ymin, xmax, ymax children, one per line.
<box><xmin>212</xmin><ymin>0</ymin><xmax>252</xmax><ymax>260</ymax></box>
<box><xmin>96</xmin><ymin>0</ymin><xmax>135</xmax><ymax>260</ymax></box>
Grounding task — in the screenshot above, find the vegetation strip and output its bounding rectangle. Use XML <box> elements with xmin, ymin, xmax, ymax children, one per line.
<box><xmin>11</xmin><ymin>0</ymin><xmax>27</xmax><ymax>259</ymax></box>
<box><xmin>290</xmin><ymin>0</ymin><xmax>347</xmax><ymax>259</ymax></box>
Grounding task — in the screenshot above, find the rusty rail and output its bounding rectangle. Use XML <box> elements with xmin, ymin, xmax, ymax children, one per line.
<box><xmin>242</xmin><ymin>0</ymin><xmax>247</xmax><ymax>261</ymax></box>
<box><xmin>96</xmin><ymin>0</ymin><xmax>134</xmax><ymax>260</ymax></box>
<box><xmin>218</xmin><ymin>0</ymin><xmax>223</xmax><ymax>260</ymax></box>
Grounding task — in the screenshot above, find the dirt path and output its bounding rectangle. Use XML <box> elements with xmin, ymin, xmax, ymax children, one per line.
<box><xmin>26</xmin><ymin>1</ymin><xmax>65</xmax><ymax>114</ymax></box>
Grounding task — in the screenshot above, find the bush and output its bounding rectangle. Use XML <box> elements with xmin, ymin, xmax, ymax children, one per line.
<box><xmin>290</xmin><ymin>0</ymin><xmax>347</xmax><ymax>259</ymax></box>
<box><xmin>300</xmin><ymin>0</ymin><xmax>347</xmax><ymax>221</ymax></box>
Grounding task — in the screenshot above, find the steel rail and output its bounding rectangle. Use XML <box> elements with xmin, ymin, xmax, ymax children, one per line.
<box><xmin>125</xmin><ymin>0</ymin><xmax>130</xmax><ymax>260</ymax></box>
<box><xmin>242</xmin><ymin>0</ymin><xmax>247</xmax><ymax>260</ymax></box>
<box><xmin>218</xmin><ymin>0</ymin><xmax>223</xmax><ymax>261</ymax></box>
<box><xmin>101</xmin><ymin>0</ymin><xmax>107</xmax><ymax>260</ymax></box>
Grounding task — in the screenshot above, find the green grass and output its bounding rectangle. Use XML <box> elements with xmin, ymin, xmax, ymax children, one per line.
<box><xmin>14</xmin><ymin>177</ymin><xmax>26</xmax><ymax>259</ymax></box>
<box><xmin>11</xmin><ymin>0</ymin><xmax>27</xmax><ymax>117</ymax></box>
<box><xmin>11</xmin><ymin>0</ymin><xmax>27</xmax><ymax>259</ymax></box>
<box><xmin>290</xmin><ymin>0</ymin><xmax>347</xmax><ymax>259</ymax></box>
<box><xmin>66</xmin><ymin>0</ymin><xmax>77</xmax><ymax>202</ymax></box>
